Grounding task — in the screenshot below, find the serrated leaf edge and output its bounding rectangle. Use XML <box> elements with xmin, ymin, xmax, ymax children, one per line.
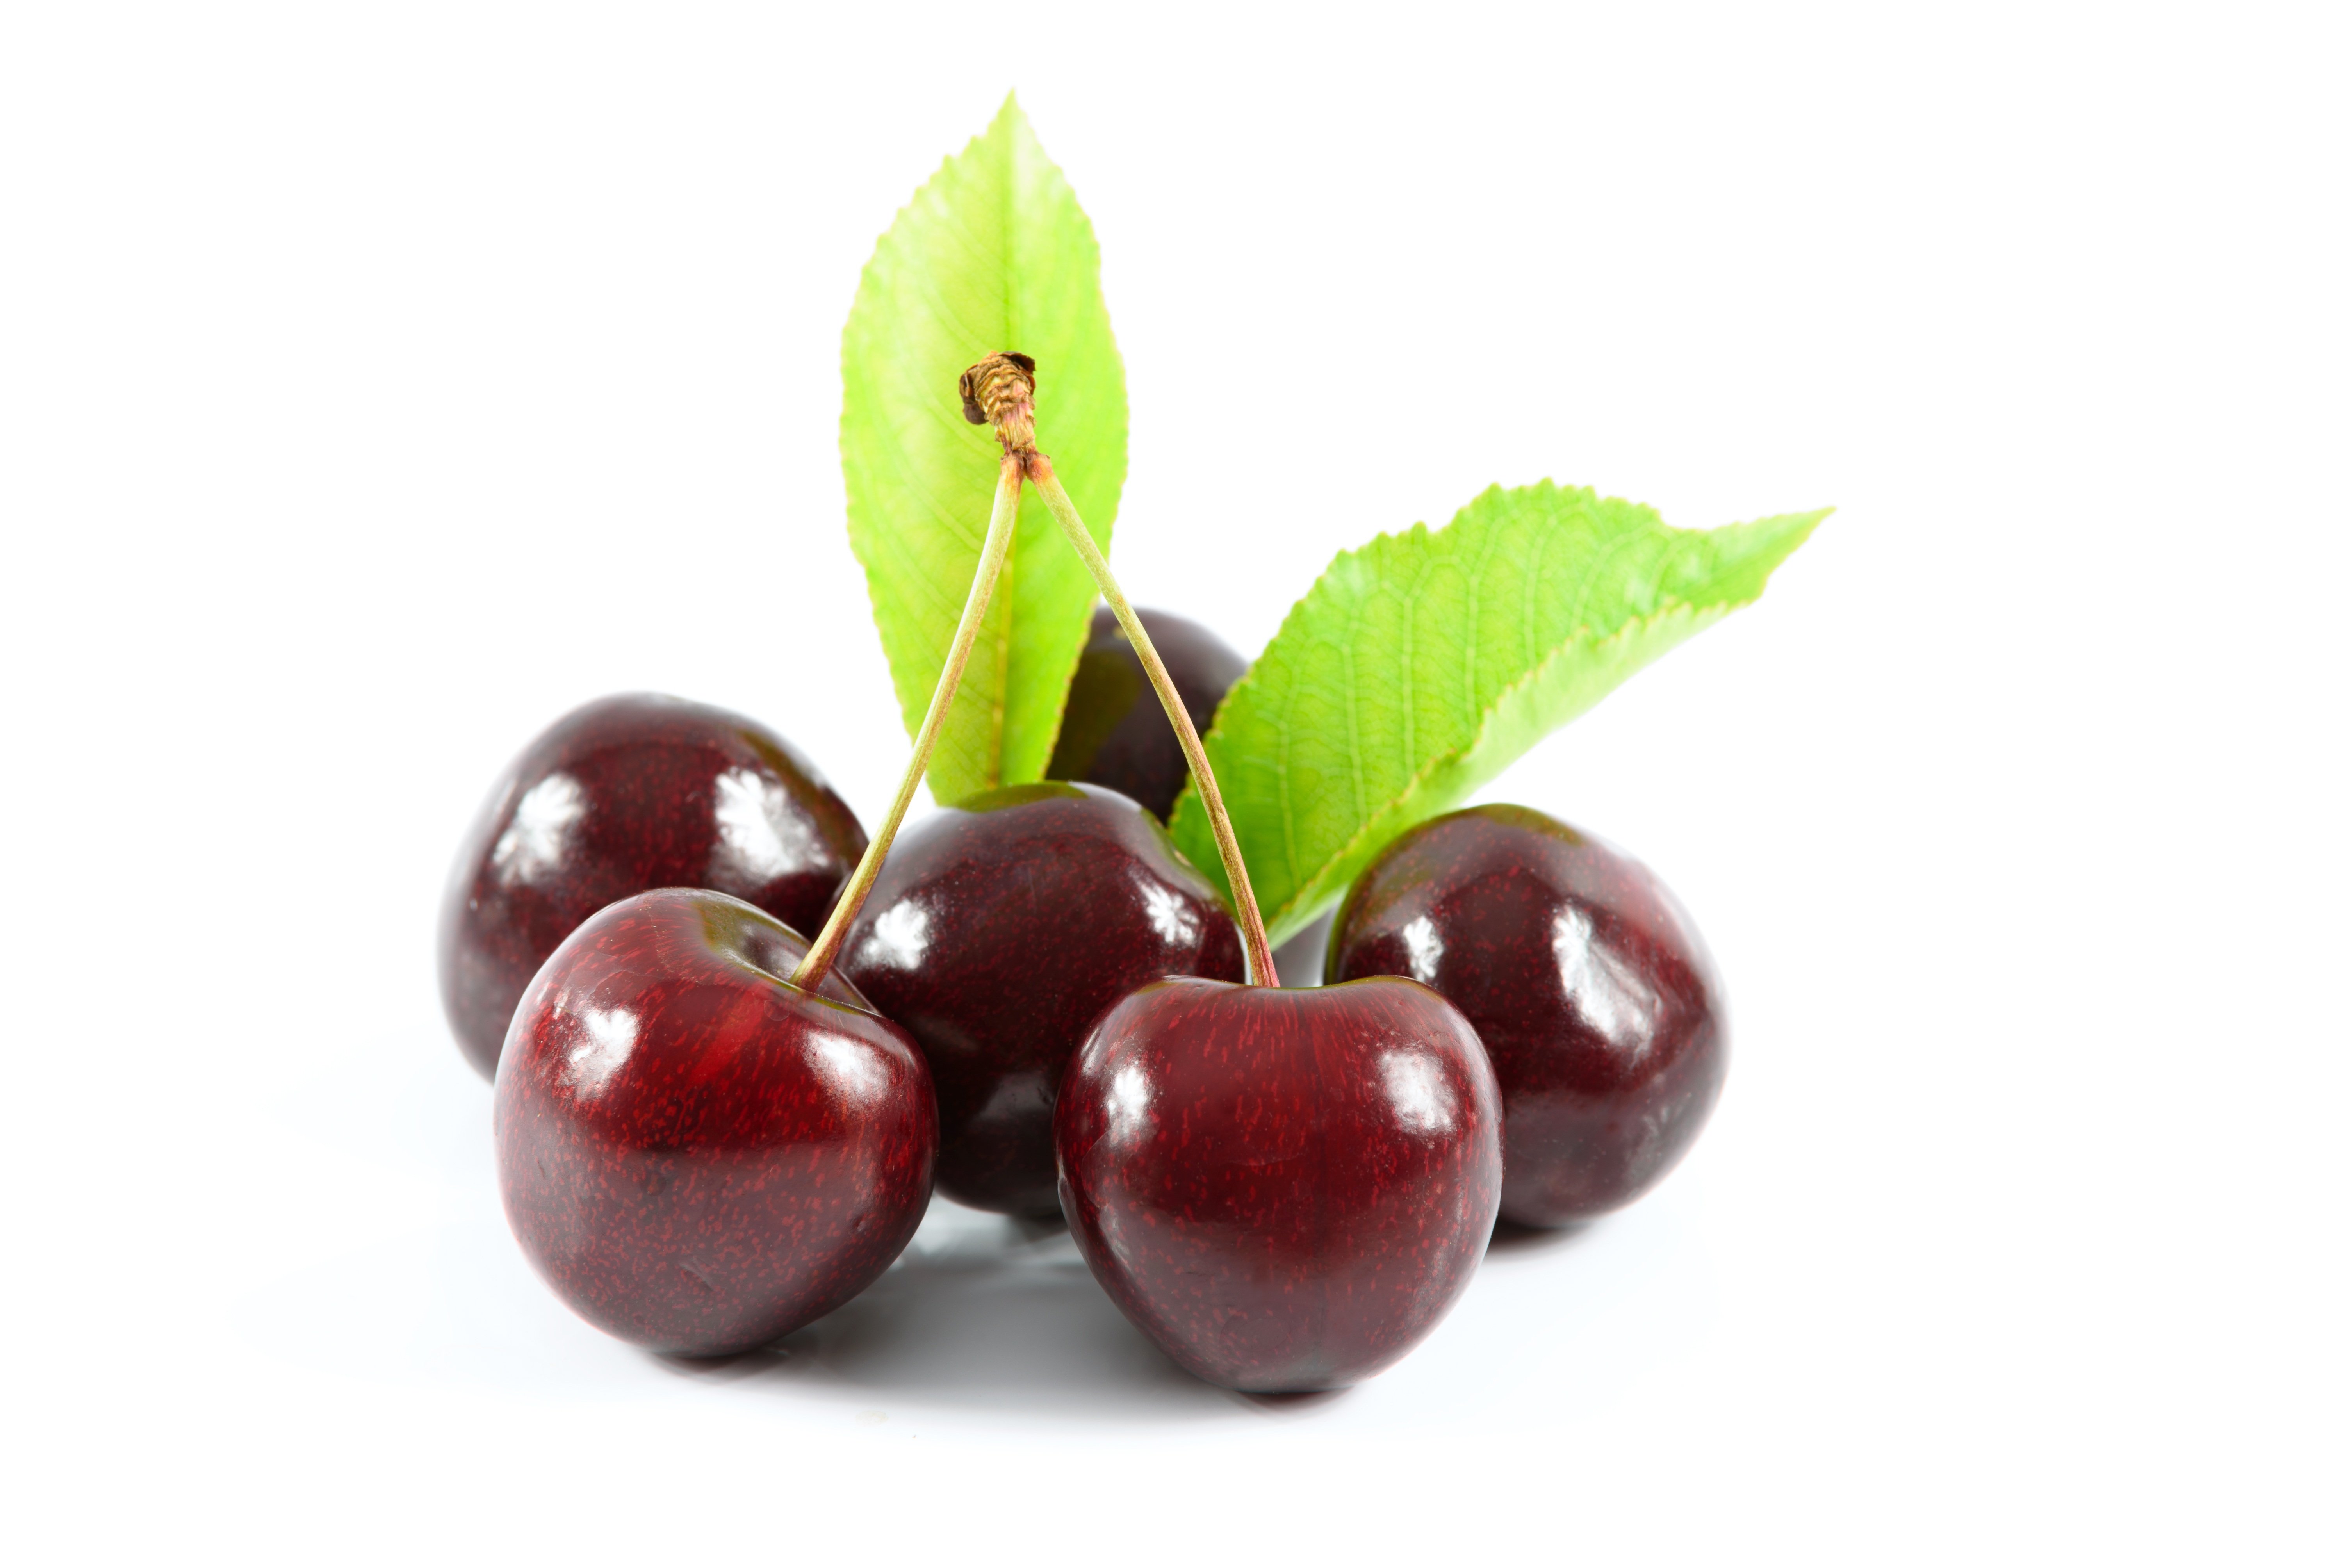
<box><xmin>1175</xmin><ymin>490</ymin><xmax>1830</xmax><ymax>943</ymax></box>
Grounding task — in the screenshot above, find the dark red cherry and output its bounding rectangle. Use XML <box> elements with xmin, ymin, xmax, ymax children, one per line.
<box><xmin>838</xmin><ymin>782</ymin><xmax>1244</xmax><ymax>1218</ymax></box>
<box><xmin>440</xmin><ymin>693</ymin><xmax>867</xmax><ymax>1079</ymax></box>
<box><xmin>1057</xmin><ymin>977</ymin><xmax>1501</xmax><ymax>1392</ymax></box>
<box><xmin>1328</xmin><ymin>804</ymin><xmax>1726</xmax><ymax>1228</ymax></box>
<box><xmin>1045</xmin><ymin>606</ymin><xmax>1248</xmax><ymax>821</ymax></box>
<box><xmin>495</xmin><ymin>887</ymin><xmax>936</xmax><ymax>1356</ymax></box>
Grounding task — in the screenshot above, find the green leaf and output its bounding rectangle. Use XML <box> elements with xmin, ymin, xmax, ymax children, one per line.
<box><xmin>1172</xmin><ymin>483</ymin><xmax>1827</xmax><ymax>944</ymax></box>
<box><xmin>841</xmin><ymin>95</ymin><xmax>1127</xmax><ymax>804</ymax></box>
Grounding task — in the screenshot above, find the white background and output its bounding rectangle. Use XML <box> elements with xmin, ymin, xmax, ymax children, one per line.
<box><xmin>3</xmin><ymin>4</ymin><xmax>2342</xmax><ymax>1562</ymax></box>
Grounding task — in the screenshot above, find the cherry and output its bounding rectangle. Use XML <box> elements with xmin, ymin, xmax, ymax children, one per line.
<box><xmin>439</xmin><ymin>693</ymin><xmax>866</xmax><ymax>1079</ymax></box>
<box><xmin>495</xmin><ymin>887</ymin><xmax>936</xmax><ymax>1356</ymax></box>
<box><xmin>1055</xmin><ymin>976</ymin><xmax>1501</xmax><ymax>1392</ymax></box>
<box><xmin>1046</xmin><ymin>606</ymin><xmax>1247</xmax><ymax>821</ymax></box>
<box><xmin>838</xmin><ymin>782</ymin><xmax>1244</xmax><ymax>1218</ymax></box>
<box><xmin>1326</xmin><ymin>805</ymin><xmax>1726</xmax><ymax>1227</ymax></box>
<box><xmin>953</xmin><ymin>367</ymin><xmax>1505</xmax><ymax>1395</ymax></box>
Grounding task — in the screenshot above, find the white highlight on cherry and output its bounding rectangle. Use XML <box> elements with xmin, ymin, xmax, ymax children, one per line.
<box><xmin>1135</xmin><ymin>872</ymin><xmax>1201</xmax><ymax>949</ymax></box>
<box><xmin>813</xmin><ymin>1035</ymin><xmax>889</xmax><ymax>1109</ymax></box>
<box><xmin>1550</xmin><ymin>905</ymin><xmax>1659</xmax><ymax>1057</ymax></box>
<box><xmin>1400</xmin><ymin>914</ymin><xmax>1445</xmax><ymax>983</ymax></box>
<box><xmin>1379</xmin><ymin>1049</ymin><xmax>1458</xmax><ymax>1136</ymax></box>
<box><xmin>493</xmin><ymin>773</ymin><xmax>586</xmax><ymax>886</ymax></box>
<box><xmin>709</xmin><ymin>768</ymin><xmax>820</xmax><ymax>884</ymax></box>
<box><xmin>1106</xmin><ymin>1064</ymin><xmax>1154</xmax><ymax>1144</ymax></box>
<box><xmin>565</xmin><ymin>1006</ymin><xmax>640</xmax><ymax>1096</ymax></box>
<box><xmin>856</xmin><ymin>900</ymin><xmax>931</xmax><ymax>971</ymax></box>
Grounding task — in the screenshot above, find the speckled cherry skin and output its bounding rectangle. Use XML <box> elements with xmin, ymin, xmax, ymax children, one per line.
<box><xmin>1045</xmin><ymin>606</ymin><xmax>1248</xmax><ymax>821</ymax></box>
<box><xmin>1328</xmin><ymin>805</ymin><xmax>1726</xmax><ymax>1228</ymax></box>
<box><xmin>838</xmin><ymin>782</ymin><xmax>1244</xmax><ymax>1219</ymax></box>
<box><xmin>495</xmin><ymin>887</ymin><xmax>936</xmax><ymax>1356</ymax></box>
<box><xmin>1057</xmin><ymin>977</ymin><xmax>1502</xmax><ymax>1393</ymax></box>
<box><xmin>440</xmin><ymin>693</ymin><xmax>867</xmax><ymax>1080</ymax></box>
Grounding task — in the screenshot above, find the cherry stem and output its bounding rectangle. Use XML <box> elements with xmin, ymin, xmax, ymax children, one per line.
<box><xmin>791</xmin><ymin>454</ymin><xmax>1025</xmax><ymax>991</ymax></box>
<box><xmin>1027</xmin><ymin>458</ymin><xmax>1280</xmax><ymax>987</ymax></box>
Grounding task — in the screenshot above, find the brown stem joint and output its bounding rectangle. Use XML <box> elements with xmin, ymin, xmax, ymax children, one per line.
<box><xmin>960</xmin><ymin>352</ymin><xmax>1038</xmax><ymax>458</ymax></box>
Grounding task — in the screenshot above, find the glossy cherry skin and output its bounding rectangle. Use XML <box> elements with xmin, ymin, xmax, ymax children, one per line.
<box><xmin>495</xmin><ymin>887</ymin><xmax>936</xmax><ymax>1356</ymax></box>
<box><xmin>440</xmin><ymin>693</ymin><xmax>866</xmax><ymax>1080</ymax></box>
<box><xmin>1057</xmin><ymin>977</ymin><xmax>1502</xmax><ymax>1392</ymax></box>
<box><xmin>1045</xmin><ymin>606</ymin><xmax>1248</xmax><ymax>821</ymax></box>
<box><xmin>838</xmin><ymin>782</ymin><xmax>1244</xmax><ymax>1218</ymax></box>
<box><xmin>1328</xmin><ymin>804</ymin><xmax>1726</xmax><ymax>1228</ymax></box>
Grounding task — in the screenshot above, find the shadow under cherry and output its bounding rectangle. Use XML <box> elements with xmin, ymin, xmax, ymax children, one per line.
<box><xmin>643</xmin><ymin>1201</ymin><xmax>1239</xmax><ymax>1423</ymax></box>
<box><xmin>1484</xmin><ymin>1217</ymin><xmax>1599</xmax><ymax>1257</ymax></box>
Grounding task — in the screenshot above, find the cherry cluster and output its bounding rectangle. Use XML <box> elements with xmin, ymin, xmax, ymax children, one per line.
<box><xmin>443</xmin><ymin>608</ymin><xmax>1724</xmax><ymax>1394</ymax></box>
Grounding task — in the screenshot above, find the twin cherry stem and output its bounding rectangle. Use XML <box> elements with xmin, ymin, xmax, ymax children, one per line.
<box><xmin>792</xmin><ymin>352</ymin><xmax>1278</xmax><ymax>992</ymax></box>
